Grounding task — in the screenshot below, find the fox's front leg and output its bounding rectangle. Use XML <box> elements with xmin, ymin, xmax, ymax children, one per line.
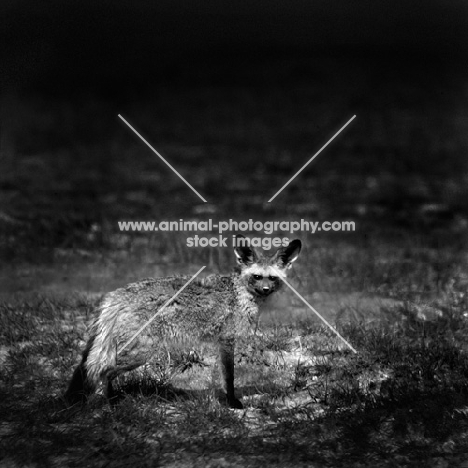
<box><xmin>219</xmin><ymin>339</ymin><xmax>243</xmax><ymax>409</ymax></box>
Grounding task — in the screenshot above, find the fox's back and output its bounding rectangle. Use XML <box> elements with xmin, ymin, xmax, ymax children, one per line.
<box><xmin>97</xmin><ymin>273</ymin><xmax>255</xmax><ymax>350</ymax></box>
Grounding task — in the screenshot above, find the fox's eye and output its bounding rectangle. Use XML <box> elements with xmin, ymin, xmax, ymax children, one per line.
<box><xmin>269</xmin><ymin>276</ymin><xmax>277</xmax><ymax>281</ymax></box>
<box><xmin>253</xmin><ymin>275</ymin><xmax>263</xmax><ymax>280</ymax></box>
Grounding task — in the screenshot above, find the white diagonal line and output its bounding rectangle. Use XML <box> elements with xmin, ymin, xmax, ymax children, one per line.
<box><xmin>273</xmin><ymin>268</ymin><xmax>357</xmax><ymax>353</ymax></box>
<box><xmin>268</xmin><ymin>115</ymin><xmax>356</xmax><ymax>202</ymax></box>
<box><xmin>118</xmin><ymin>114</ymin><xmax>207</xmax><ymax>203</ymax></box>
<box><xmin>118</xmin><ymin>266</ymin><xmax>206</xmax><ymax>355</ymax></box>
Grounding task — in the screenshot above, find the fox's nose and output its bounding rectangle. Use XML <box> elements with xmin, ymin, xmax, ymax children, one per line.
<box><xmin>262</xmin><ymin>286</ymin><xmax>270</xmax><ymax>292</ymax></box>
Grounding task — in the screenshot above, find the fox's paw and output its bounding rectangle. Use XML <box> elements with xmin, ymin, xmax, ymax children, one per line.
<box><xmin>227</xmin><ymin>396</ymin><xmax>243</xmax><ymax>409</ymax></box>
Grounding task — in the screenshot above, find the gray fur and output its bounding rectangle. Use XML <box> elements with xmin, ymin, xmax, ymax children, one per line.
<box><xmin>65</xmin><ymin>236</ymin><xmax>301</xmax><ymax>408</ymax></box>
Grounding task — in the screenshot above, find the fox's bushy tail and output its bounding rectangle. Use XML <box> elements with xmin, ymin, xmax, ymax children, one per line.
<box><xmin>64</xmin><ymin>295</ymin><xmax>123</xmax><ymax>404</ymax></box>
<box><xmin>64</xmin><ymin>336</ymin><xmax>97</xmax><ymax>404</ymax></box>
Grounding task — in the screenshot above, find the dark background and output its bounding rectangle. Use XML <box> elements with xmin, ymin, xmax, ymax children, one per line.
<box><xmin>1</xmin><ymin>1</ymin><xmax>468</xmax><ymax>262</ymax></box>
<box><xmin>2</xmin><ymin>0</ymin><xmax>468</xmax><ymax>93</ymax></box>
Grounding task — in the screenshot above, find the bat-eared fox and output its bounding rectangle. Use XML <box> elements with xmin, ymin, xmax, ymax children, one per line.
<box><xmin>65</xmin><ymin>235</ymin><xmax>301</xmax><ymax>409</ymax></box>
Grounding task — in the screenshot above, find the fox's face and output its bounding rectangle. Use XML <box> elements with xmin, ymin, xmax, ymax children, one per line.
<box><xmin>234</xmin><ymin>236</ymin><xmax>301</xmax><ymax>297</ymax></box>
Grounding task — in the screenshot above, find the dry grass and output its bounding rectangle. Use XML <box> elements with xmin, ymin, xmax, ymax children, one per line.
<box><xmin>2</xmin><ymin>282</ymin><xmax>468</xmax><ymax>467</ymax></box>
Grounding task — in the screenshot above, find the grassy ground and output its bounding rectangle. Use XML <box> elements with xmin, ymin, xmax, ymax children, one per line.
<box><xmin>2</xmin><ymin>55</ymin><xmax>468</xmax><ymax>466</ymax></box>
<box><xmin>2</xmin><ymin>284</ymin><xmax>468</xmax><ymax>467</ymax></box>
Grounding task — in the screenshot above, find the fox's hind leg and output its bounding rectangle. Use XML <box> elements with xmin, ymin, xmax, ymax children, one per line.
<box><xmin>103</xmin><ymin>359</ymin><xmax>147</xmax><ymax>401</ymax></box>
<box><xmin>64</xmin><ymin>328</ymin><xmax>146</xmax><ymax>405</ymax></box>
<box><xmin>219</xmin><ymin>339</ymin><xmax>243</xmax><ymax>409</ymax></box>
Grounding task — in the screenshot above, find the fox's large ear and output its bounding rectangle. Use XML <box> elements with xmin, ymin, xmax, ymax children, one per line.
<box><xmin>234</xmin><ymin>234</ymin><xmax>258</xmax><ymax>265</ymax></box>
<box><xmin>273</xmin><ymin>239</ymin><xmax>301</xmax><ymax>269</ymax></box>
